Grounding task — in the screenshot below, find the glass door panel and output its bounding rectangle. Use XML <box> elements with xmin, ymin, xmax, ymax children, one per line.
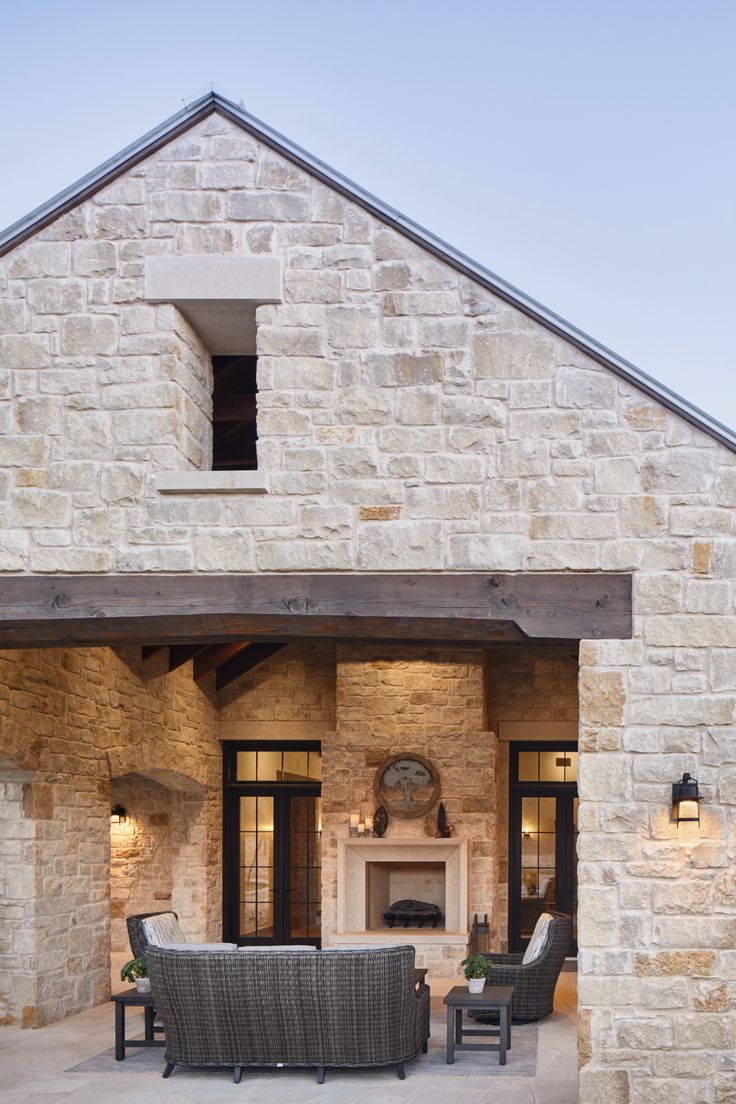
<box><xmin>289</xmin><ymin>795</ymin><xmax>322</xmax><ymax>940</ymax></box>
<box><xmin>224</xmin><ymin>745</ymin><xmax>322</xmax><ymax>948</ymax></box>
<box><xmin>520</xmin><ymin>796</ymin><xmax>557</xmax><ymax>940</ymax></box>
<box><xmin>509</xmin><ymin>744</ymin><xmax>577</xmax><ymax>955</ymax></box>
<box><xmin>239</xmin><ymin>795</ymin><xmax>274</xmax><ymax>939</ymax></box>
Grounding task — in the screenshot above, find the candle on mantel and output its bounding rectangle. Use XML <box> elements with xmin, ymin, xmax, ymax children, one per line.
<box><xmin>350</xmin><ymin>813</ymin><xmax>359</xmax><ymax>829</ymax></box>
<box><xmin>364</xmin><ymin>814</ymin><xmax>374</xmax><ymax>835</ymax></box>
<box><xmin>357</xmin><ymin>820</ymin><xmax>365</xmax><ymax>836</ymax></box>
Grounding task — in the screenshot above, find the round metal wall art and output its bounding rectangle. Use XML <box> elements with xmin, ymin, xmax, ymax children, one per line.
<box><xmin>373</xmin><ymin>753</ymin><xmax>441</xmax><ymax>820</ymax></box>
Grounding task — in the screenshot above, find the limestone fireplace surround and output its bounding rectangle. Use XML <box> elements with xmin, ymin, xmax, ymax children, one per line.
<box><xmin>333</xmin><ymin>838</ymin><xmax>469</xmax><ymax>954</ymax></box>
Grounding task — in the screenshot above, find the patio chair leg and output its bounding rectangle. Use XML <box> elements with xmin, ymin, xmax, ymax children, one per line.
<box><xmin>162</xmin><ymin>1062</ymin><xmax>175</xmax><ymax>1079</ymax></box>
<box><xmin>396</xmin><ymin>1062</ymin><xmax>406</xmax><ymax>1080</ymax></box>
<box><xmin>422</xmin><ymin>1038</ymin><xmax>428</xmax><ymax>1053</ymax></box>
<box><xmin>317</xmin><ymin>1066</ymin><xmax>326</xmax><ymax>1084</ymax></box>
<box><xmin>233</xmin><ymin>1066</ymin><xmax>242</xmax><ymax>1084</ymax></box>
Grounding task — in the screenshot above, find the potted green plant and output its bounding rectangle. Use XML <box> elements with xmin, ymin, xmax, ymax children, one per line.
<box><xmin>121</xmin><ymin>956</ymin><xmax>150</xmax><ymax>994</ymax></box>
<box><xmin>461</xmin><ymin>952</ymin><xmax>489</xmax><ymax>994</ymax></box>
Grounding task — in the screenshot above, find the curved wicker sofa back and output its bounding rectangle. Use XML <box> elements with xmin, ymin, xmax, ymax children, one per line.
<box><xmin>146</xmin><ymin>944</ymin><xmax>429</xmax><ymax>1072</ymax></box>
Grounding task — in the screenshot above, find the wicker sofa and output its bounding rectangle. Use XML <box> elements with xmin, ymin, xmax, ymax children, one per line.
<box><xmin>146</xmin><ymin>944</ymin><xmax>430</xmax><ymax>1083</ymax></box>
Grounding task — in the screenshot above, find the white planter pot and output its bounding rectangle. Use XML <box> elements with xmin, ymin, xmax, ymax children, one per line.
<box><xmin>467</xmin><ymin>977</ymin><xmax>486</xmax><ymax>994</ymax></box>
<box><xmin>135</xmin><ymin>977</ymin><xmax>151</xmax><ymax>994</ymax></box>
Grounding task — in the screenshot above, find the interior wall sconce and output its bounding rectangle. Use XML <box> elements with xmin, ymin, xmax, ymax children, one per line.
<box><xmin>110</xmin><ymin>804</ymin><xmax>127</xmax><ymax>824</ymax></box>
<box><xmin>672</xmin><ymin>773</ymin><xmax>700</xmax><ymax>826</ymax></box>
<box><xmin>522</xmin><ymin>828</ymin><xmax>532</xmax><ymax>839</ymax></box>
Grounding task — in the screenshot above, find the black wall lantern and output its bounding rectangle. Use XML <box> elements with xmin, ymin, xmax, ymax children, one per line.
<box><xmin>110</xmin><ymin>803</ymin><xmax>127</xmax><ymax>824</ymax></box>
<box><xmin>672</xmin><ymin>773</ymin><xmax>700</xmax><ymax>826</ymax></box>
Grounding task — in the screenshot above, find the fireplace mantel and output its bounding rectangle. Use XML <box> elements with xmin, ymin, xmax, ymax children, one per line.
<box><xmin>335</xmin><ymin>836</ymin><xmax>469</xmax><ymax>942</ymax></box>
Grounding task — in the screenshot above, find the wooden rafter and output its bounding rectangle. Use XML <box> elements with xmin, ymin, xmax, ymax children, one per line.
<box><xmin>168</xmin><ymin>644</ymin><xmax>211</xmax><ymax>672</ymax></box>
<box><xmin>216</xmin><ymin>642</ymin><xmax>289</xmax><ymax>691</ymax></box>
<box><xmin>193</xmin><ymin>642</ymin><xmax>249</xmax><ymax>681</ymax></box>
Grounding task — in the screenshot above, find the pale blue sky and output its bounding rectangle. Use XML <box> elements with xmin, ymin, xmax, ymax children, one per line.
<box><xmin>1</xmin><ymin>0</ymin><xmax>734</xmax><ymax>427</ymax></box>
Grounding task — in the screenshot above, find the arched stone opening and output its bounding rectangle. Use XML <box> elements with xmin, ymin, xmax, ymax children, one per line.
<box><xmin>109</xmin><ymin>766</ymin><xmax>210</xmax><ymax>966</ymax></box>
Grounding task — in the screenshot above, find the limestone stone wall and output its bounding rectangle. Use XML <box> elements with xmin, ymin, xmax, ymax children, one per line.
<box><xmin>0</xmin><ymin>646</ymin><xmax>219</xmax><ymax>1026</ymax></box>
<box><xmin>217</xmin><ymin>642</ymin><xmax>336</xmax><ymax>741</ymax></box>
<box><xmin>109</xmin><ymin>776</ymin><xmax>173</xmax><ymax>953</ymax></box>
<box><xmin>322</xmin><ymin>645</ymin><xmax>499</xmax><ymax>974</ymax></box>
<box><xmin>487</xmin><ymin>647</ymin><xmax>579</xmax><ymax>724</ymax></box>
<box><xmin>0</xmin><ymin>104</ymin><xmax>735</xmax><ymax>1097</ymax></box>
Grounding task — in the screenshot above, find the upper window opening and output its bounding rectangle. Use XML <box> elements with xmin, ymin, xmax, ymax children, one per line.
<box><xmin>212</xmin><ymin>355</ymin><xmax>258</xmax><ymax>471</ymax></box>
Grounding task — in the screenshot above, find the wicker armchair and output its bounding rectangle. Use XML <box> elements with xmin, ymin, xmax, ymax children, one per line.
<box><xmin>126</xmin><ymin>911</ymin><xmax>180</xmax><ymax>959</ymax></box>
<box><xmin>475</xmin><ymin>912</ymin><xmax>572</xmax><ymax>1023</ymax></box>
<box><xmin>147</xmin><ymin>943</ymin><xmax>429</xmax><ymax>1083</ymax></box>
<box><xmin>126</xmin><ymin>911</ymin><xmax>237</xmax><ymax>955</ymax></box>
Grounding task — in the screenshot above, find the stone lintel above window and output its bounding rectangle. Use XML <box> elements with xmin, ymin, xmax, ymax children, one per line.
<box><xmin>156</xmin><ymin>470</ymin><xmax>267</xmax><ymax>494</ymax></box>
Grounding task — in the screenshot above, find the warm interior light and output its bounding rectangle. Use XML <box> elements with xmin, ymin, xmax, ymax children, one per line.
<box><xmin>110</xmin><ymin>803</ymin><xmax>127</xmax><ymax>824</ymax></box>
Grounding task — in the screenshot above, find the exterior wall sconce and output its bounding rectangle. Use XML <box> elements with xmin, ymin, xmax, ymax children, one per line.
<box><xmin>110</xmin><ymin>804</ymin><xmax>127</xmax><ymax>824</ymax></box>
<box><xmin>672</xmin><ymin>774</ymin><xmax>700</xmax><ymax>826</ymax></box>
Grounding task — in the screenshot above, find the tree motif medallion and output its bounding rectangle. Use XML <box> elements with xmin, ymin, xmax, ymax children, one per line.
<box><xmin>373</xmin><ymin>753</ymin><xmax>441</xmax><ymax>820</ymax></box>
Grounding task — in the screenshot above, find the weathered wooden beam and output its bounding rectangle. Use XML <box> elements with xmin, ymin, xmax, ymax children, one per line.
<box><xmin>0</xmin><ymin>573</ymin><xmax>632</xmax><ymax>649</ymax></box>
<box><xmin>216</xmin><ymin>643</ymin><xmax>289</xmax><ymax>691</ymax></box>
<box><xmin>193</xmin><ymin>642</ymin><xmax>248</xmax><ymax>681</ymax></box>
<box><xmin>141</xmin><ymin>645</ymin><xmax>167</xmax><ymax>661</ymax></box>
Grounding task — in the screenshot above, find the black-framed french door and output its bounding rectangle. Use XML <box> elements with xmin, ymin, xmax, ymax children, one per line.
<box><xmin>508</xmin><ymin>742</ymin><xmax>578</xmax><ymax>955</ymax></box>
<box><xmin>222</xmin><ymin>741</ymin><xmax>322</xmax><ymax>946</ymax></box>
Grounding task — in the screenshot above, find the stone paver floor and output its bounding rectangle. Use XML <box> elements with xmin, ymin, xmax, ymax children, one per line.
<box><xmin>0</xmin><ymin>965</ymin><xmax>577</xmax><ymax>1104</ymax></box>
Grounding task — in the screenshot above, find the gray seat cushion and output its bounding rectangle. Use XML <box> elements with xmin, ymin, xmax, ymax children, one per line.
<box><xmin>236</xmin><ymin>945</ymin><xmax>316</xmax><ymax>953</ymax></box>
<box><xmin>160</xmin><ymin>942</ymin><xmax>238</xmax><ymax>951</ymax></box>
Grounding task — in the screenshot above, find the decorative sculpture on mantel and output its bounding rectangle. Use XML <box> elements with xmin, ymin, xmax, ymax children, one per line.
<box><xmin>373</xmin><ymin>805</ymin><xmax>388</xmax><ymax>837</ymax></box>
<box><xmin>435</xmin><ymin>801</ymin><xmax>454</xmax><ymax>838</ymax></box>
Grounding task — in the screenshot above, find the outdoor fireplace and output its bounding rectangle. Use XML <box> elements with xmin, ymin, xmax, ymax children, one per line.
<box><xmin>334</xmin><ymin>837</ymin><xmax>469</xmax><ymax>951</ymax></box>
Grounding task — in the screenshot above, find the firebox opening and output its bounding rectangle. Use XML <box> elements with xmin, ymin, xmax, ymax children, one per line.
<box><xmin>366</xmin><ymin>861</ymin><xmax>446</xmax><ymax>931</ymax></box>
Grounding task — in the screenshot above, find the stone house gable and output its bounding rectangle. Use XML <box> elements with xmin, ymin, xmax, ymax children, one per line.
<box><xmin>1</xmin><ymin>94</ymin><xmax>736</xmax><ymax>1101</ymax></box>
<box><xmin>0</xmin><ymin>96</ymin><xmax>734</xmax><ymax>576</ymax></box>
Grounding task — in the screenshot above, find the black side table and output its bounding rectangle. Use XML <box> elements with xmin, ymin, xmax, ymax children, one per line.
<box><xmin>110</xmin><ymin>988</ymin><xmax>165</xmax><ymax>1061</ymax></box>
<box><xmin>443</xmin><ymin>985</ymin><xmax>514</xmax><ymax>1066</ymax></box>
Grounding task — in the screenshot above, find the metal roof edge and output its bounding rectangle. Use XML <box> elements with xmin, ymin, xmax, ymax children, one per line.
<box><xmin>2</xmin><ymin>90</ymin><xmax>734</xmax><ymax>453</ymax></box>
<box><xmin>0</xmin><ymin>94</ymin><xmax>219</xmax><ymax>256</ymax></box>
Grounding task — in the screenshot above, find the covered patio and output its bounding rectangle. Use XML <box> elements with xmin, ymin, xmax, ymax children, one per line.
<box><xmin>0</xmin><ymin>571</ymin><xmax>630</xmax><ymax>1097</ymax></box>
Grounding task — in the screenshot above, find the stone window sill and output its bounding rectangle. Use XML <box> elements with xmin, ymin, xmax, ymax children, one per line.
<box><xmin>155</xmin><ymin>471</ymin><xmax>268</xmax><ymax>495</ymax></box>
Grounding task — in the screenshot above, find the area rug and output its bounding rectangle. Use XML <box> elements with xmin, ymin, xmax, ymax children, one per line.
<box><xmin>66</xmin><ymin>1002</ymin><xmax>537</xmax><ymax>1079</ymax></box>
<box><xmin>420</xmin><ymin>1001</ymin><xmax>538</xmax><ymax>1077</ymax></box>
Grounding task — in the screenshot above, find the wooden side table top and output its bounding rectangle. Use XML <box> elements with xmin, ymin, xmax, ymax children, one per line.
<box><xmin>443</xmin><ymin>985</ymin><xmax>514</xmax><ymax>1007</ymax></box>
<box><xmin>110</xmin><ymin>987</ymin><xmax>156</xmax><ymax>1007</ymax></box>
